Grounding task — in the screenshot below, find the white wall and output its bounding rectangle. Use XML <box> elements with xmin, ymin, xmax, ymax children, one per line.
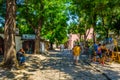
<box><xmin>15</xmin><ymin>36</ymin><xmax>22</xmax><ymax>51</ymax></box>
<box><xmin>0</xmin><ymin>34</ymin><xmax>22</xmax><ymax>52</ymax></box>
<box><xmin>40</xmin><ymin>42</ymin><xmax>45</xmax><ymax>53</ymax></box>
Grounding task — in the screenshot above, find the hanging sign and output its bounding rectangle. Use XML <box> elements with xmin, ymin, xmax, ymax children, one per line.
<box><xmin>22</xmin><ymin>34</ymin><xmax>36</xmax><ymax>40</ymax></box>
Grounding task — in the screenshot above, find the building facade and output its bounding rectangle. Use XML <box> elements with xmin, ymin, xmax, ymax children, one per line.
<box><xmin>68</xmin><ymin>28</ymin><xmax>93</xmax><ymax>49</ymax></box>
<box><xmin>0</xmin><ymin>34</ymin><xmax>22</xmax><ymax>55</ymax></box>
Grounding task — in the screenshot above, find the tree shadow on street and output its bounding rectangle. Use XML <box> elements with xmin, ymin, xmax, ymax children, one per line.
<box><xmin>40</xmin><ymin>50</ymin><xmax>120</xmax><ymax>80</ymax></box>
<box><xmin>0</xmin><ymin>50</ymin><xmax>120</xmax><ymax>80</ymax></box>
<box><xmin>0</xmin><ymin>69</ymin><xmax>15</xmax><ymax>79</ymax></box>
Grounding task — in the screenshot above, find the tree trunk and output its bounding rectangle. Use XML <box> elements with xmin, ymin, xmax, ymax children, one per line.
<box><xmin>92</xmin><ymin>27</ymin><xmax>95</xmax><ymax>44</ymax></box>
<box><xmin>102</xmin><ymin>17</ymin><xmax>109</xmax><ymax>39</ymax></box>
<box><xmin>118</xmin><ymin>30</ymin><xmax>120</xmax><ymax>37</ymax></box>
<box><xmin>92</xmin><ymin>14</ymin><xmax>97</xmax><ymax>44</ymax></box>
<box><xmin>34</xmin><ymin>16</ymin><xmax>43</xmax><ymax>54</ymax></box>
<box><xmin>106</xmin><ymin>29</ymin><xmax>109</xmax><ymax>38</ymax></box>
<box><xmin>34</xmin><ymin>1</ymin><xmax>44</xmax><ymax>54</ymax></box>
<box><xmin>3</xmin><ymin>0</ymin><xmax>18</xmax><ymax>68</ymax></box>
<box><xmin>84</xmin><ymin>25</ymin><xmax>91</xmax><ymax>46</ymax></box>
<box><xmin>84</xmin><ymin>33</ymin><xmax>87</xmax><ymax>46</ymax></box>
<box><xmin>79</xmin><ymin>33</ymin><xmax>81</xmax><ymax>41</ymax></box>
<box><xmin>34</xmin><ymin>27</ymin><xmax>40</xmax><ymax>54</ymax></box>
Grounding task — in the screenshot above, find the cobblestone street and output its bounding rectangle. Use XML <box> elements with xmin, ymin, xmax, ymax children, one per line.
<box><xmin>1</xmin><ymin>0</ymin><xmax>120</xmax><ymax>80</ymax></box>
<box><xmin>0</xmin><ymin>49</ymin><xmax>120</xmax><ymax>80</ymax></box>
<box><xmin>39</xmin><ymin>49</ymin><xmax>108</xmax><ymax>80</ymax></box>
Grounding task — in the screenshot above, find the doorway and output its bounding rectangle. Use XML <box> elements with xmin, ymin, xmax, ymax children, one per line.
<box><xmin>22</xmin><ymin>40</ymin><xmax>35</xmax><ymax>54</ymax></box>
<box><xmin>0</xmin><ymin>36</ymin><xmax>4</xmax><ymax>55</ymax></box>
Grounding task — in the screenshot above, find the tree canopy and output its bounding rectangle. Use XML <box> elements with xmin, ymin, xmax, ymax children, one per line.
<box><xmin>0</xmin><ymin>0</ymin><xmax>120</xmax><ymax>44</ymax></box>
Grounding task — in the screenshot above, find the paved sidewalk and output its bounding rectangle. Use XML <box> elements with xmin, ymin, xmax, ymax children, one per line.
<box><xmin>0</xmin><ymin>49</ymin><xmax>120</xmax><ymax>80</ymax></box>
<box><xmin>80</xmin><ymin>53</ymin><xmax>120</xmax><ymax>80</ymax></box>
<box><xmin>90</xmin><ymin>62</ymin><xmax>120</xmax><ymax>80</ymax></box>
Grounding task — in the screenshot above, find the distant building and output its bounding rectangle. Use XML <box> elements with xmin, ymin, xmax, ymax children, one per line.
<box><xmin>0</xmin><ymin>33</ymin><xmax>50</xmax><ymax>54</ymax></box>
<box><xmin>22</xmin><ymin>34</ymin><xmax>49</xmax><ymax>54</ymax></box>
<box><xmin>68</xmin><ymin>28</ymin><xmax>93</xmax><ymax>49</ymax></box>
<box><xmin>68</xmin><ymin>34</ymin><xmax>80</xmax><ymax>49</ymax></box>
<box><xmin>86</xmin><ymin>28</ymin><xmax>93</xmax><ymax>40</ymax></box>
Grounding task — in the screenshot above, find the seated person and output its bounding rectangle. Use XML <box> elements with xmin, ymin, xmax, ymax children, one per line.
<box><xmin>17</xmin><ymin>48</ymin><xmax>26</xmax><ymax>64</ymax></box>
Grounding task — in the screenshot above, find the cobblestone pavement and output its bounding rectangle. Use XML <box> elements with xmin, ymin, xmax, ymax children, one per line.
<box><xmin>0</xmin><ymin>49</ymin><xmax>120</xmax><ymax>80</ymax></box>
<box><xmin>39</xmin><ymin>49</ymin><xmax>108</xmax><ymax>80</ymax></box>
<box><xmin>89</xmin><ymin>61</ymin><xmax>120</xmax><ymax>80</ymax></box>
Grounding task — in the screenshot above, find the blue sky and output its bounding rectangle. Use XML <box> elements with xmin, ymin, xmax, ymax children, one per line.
<box><xmin>0</xmin><ymin>16</ymin><xmax>5</xmax><ymax>27</ymax></box>
<box><xmin>67</xmin><ymin>10</ymin><xmax>79</xmax><ymax>26</ymax></box>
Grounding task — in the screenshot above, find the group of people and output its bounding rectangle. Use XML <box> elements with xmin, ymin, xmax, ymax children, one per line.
<box><xmin>72</xmin><ymin>42</ymin><xmax>113</xmax><ymax>65</ymax></box>
<box><xmin>92</xmin><ymin>43</ymin><xmax>111</xmax><ymax>65</ymax></box>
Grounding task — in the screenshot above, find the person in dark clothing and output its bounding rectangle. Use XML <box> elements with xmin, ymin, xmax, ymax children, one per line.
<box><xmin>17</xmin><ymin>48</ymin><xmax>26</xmax><ymax>65</ymax></box>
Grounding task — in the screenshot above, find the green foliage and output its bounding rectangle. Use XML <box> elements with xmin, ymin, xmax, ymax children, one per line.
<box><xmin>70</xmin><ymin>0</ymin><xmax>120</xmax><ymax>41</ymax></box>
<box><xmin>18</xmin><ymin>25</ymin><xmax>34</xmax><ymax>35</ymax></box>
<box><xmin>40</xmin><ymin>0</ymin><xmax>70</xmax><ymax>44</ymax></box>
<box><xmin>16</xmin><ymin>0</ymin><xmax>71</xmax><ymax>44</ymax></box>
<box><xmin>0</xmin><ymin>0</ymin><xmax>5</xmax><ymax>28</ymax></box>
<box><xmin>0</xmin><ymin>0</ymin><xmax>5</xmax><ymax>16</ymax></box>
<box><xmin>1</xmin><ymin>0</ymin><xmax>120</xmax><ymax>43</ymax></box>
<box><xmin>111</xmin><ymin>18</ymin><xmax>120</xmax><ymax>35</ymax></box>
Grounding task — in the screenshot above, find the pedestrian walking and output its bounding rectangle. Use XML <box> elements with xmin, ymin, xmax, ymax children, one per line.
<box><xmin>72</xmin><ymin>44</ymin><xmax>81</xmax><ymax>65</ymax></box>
<box><xmin>92</xmin><ymin>42</ymin><xmax>98</xmax><ymax>62</ymax></box>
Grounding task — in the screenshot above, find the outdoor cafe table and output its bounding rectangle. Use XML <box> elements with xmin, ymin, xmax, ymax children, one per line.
<box><xmin>112</xmin><ymin>52</ymin><xmax>120</xmax><ymax>63</ymax></box>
